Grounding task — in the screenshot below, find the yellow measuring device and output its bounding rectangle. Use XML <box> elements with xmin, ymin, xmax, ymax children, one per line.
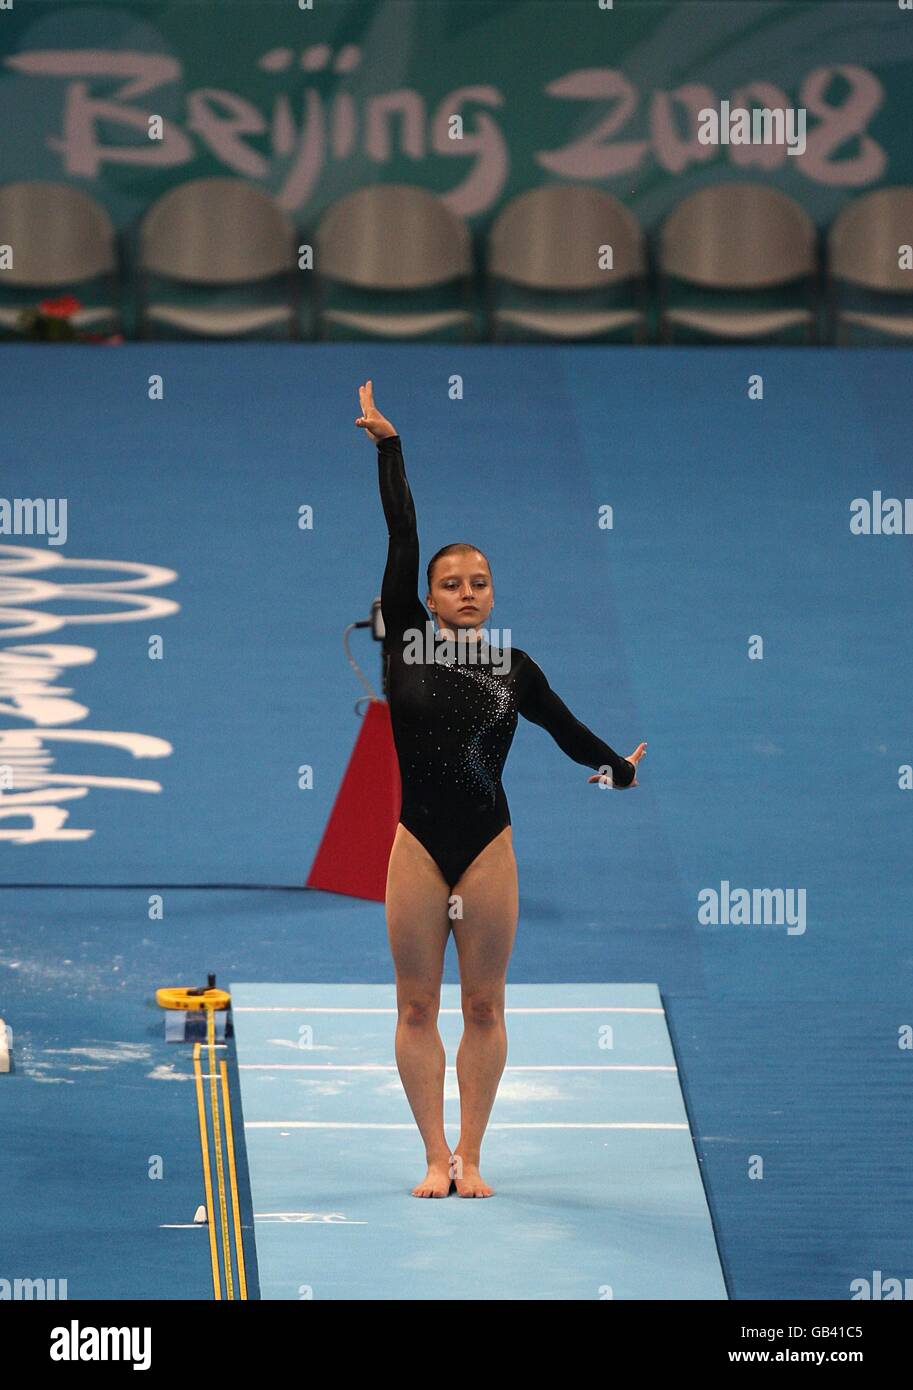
<box><xmin>155</xmin><ymin>985</ymin><xmax>231</xmax><ymax>1012</ymax></box>
<box><xmin>156</xmin><ymin>975</ymin><xmax>246</xmax><ymax>1300</ymax></box>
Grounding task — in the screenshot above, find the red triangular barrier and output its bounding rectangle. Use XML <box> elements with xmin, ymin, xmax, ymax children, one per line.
<box><xmin>306</xmin><ymin>699</ymin><xmax>401</xmax><ymax>901</ymax></box>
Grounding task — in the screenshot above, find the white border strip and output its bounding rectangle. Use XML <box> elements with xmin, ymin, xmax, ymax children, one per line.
<box><xmin>233</xmin><ymin>1006</ymin><xmax>663</xmax><ymax>1014</ymax></box>
<box><xmin>245</xmin><ymin>1121</ymin><xmax>688</xmax><ymax>1130</ymax></box>
<box><xmin>238</xmin><ymin>1063</ymin><xmax>676</xmax><ymax>1071</ymax></box>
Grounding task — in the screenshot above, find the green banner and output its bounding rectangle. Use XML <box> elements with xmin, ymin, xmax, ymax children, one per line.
<box><xmin>1</xmin><ymin>0</ymin><xmax>910</xmax><ymax>238</ymax></box>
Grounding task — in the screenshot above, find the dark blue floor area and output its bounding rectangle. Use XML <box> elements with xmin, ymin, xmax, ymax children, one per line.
<box><xmin>1</xmin><ymin>884</ymin><xmax>910</xmax><ymax>1299</ymax></box>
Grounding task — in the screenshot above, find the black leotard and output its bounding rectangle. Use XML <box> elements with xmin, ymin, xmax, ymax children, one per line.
<box><xmin>377</xmin><ymin>433</ymin><xmax>635</xmax><ymax>889</ymax></box>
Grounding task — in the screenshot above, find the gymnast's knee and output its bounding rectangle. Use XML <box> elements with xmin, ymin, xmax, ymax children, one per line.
<box><xmin>461</xmin><ymin>991</ymin><xmax>504</xmax><ymax>1027</ymax></box>
<box><xmin>397</xmin><ymin>994</ymin><xmax>440</xmax><ymax>1028</ymax></box>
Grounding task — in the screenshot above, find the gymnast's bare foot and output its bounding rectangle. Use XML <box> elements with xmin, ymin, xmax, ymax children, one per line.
<box><xmin>411</xmin><ymin>1158</ymin><xmax>454</xmax><ymax>1197</ymax></box>
<box><xmin>451</xmin><ymin>1154</ymin><xmax>494</xmax><ymax>1197</ymax></box>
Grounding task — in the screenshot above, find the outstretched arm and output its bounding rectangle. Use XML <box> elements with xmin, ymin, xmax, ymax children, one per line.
<box><xmin>518</xmin><ymin>656</ymin><xmax>644</xmax><ymax>788</ymax></box>
<box><xmin>356</xmin><ymin>380</ymin><xmax>427</xmax><ymax>642</ymax></box>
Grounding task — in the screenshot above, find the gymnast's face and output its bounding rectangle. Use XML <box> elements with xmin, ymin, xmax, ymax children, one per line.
<box><xmin>427</xmin><ymin>552</ymin><xmax>494</xmax><ymax>634</ymax></box>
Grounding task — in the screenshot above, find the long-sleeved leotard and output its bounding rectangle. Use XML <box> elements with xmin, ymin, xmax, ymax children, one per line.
<box><xmin>377</xmin><ymin>433</ymin><xmax>635</xmax><ymax>889</ymax></box>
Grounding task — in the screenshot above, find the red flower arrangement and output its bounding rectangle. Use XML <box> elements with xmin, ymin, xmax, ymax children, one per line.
<box><xmin>17</xmin><ymin>295</ymin><xmax>123</xmax><ymax>343</ymax></box>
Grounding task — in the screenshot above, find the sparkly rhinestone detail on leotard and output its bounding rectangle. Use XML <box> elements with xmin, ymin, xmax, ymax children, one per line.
<box><xmin>450</xmin><ymin>662</ymin><xmax>514</xmax><ymax>802</ymax></box>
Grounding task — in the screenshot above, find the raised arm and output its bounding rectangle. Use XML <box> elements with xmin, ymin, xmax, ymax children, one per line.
<box><xmin>518</xmin><ymin>655</ymin><xmax>637</xmax><ymax>788</ymax></box>
<box><xmin>356</xmin><ymin>380</ymin><xmax>427</xmax><ymax>642</ymax></box>
<box><xmin>376</xmin><ymin>435</ymin><xmax>429</xmax><ymax>640</ymax></box>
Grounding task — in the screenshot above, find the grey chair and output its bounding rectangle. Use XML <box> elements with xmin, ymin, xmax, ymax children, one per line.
<box><xmin>486</xmin><ymin>185</ymin><xmax>647</xmax><ymax>342</ymax></box>
<box><xmin>315</xmin><ymin>185</ymin><xmax>474</xmax><ymax>340</ymax></box>
<box><xmin>138</xmin><ymin>177</ymin><xmax>297</xmax><ymax>339</ymax></box>
<box><xmin>658</xmin><ymin>184</ymin><xmax>817</xmax><ymax>343</ymax></box>
<box><xmin>0</xmin><ymin>181</ymin><xmax>120</xmax><ymax>333</ymax></box>
<box><xmin>827</xmin><ymin>187</ymin><xmax>913</xmax><ymax>344</ymax></box>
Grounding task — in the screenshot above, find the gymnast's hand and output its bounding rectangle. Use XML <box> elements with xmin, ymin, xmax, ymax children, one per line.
<box><xmin>355</xmin><ymin>379</ymin><xmax>398</xmax><ymax>442</ymax></box>
<box><xmin>588</xmin><ymin>742</ymin><xmax>647</xmax><ymax>789</ymax></box>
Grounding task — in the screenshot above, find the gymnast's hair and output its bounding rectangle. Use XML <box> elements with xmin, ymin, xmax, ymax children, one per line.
<box><xmin>426</xmin><ymin>543</ymin><xmax>492</xmax><ymax>591</ymax></box>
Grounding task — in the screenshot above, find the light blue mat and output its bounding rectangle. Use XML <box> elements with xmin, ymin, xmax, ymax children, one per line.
<box><xmin>232</xmin><ymin>981</ymin><xmax>727</xmax><ymax>1299</ymax></box>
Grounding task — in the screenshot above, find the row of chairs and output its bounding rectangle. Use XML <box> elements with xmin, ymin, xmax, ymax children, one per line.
<box><xmin>0</xmin><ymin>178</ymin><xmax>910</xmax><ymax>344</ymax></box>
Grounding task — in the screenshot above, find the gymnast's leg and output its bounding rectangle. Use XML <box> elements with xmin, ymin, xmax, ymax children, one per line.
<box><xmin>450</xmin><ymin>826</ymin><xmax>519</xmax><ymax>1197</ymax></box>
<box><xmin>385</xmin><ymin>823</ymin><xmax>454</xmax><ymax>1197</ymax></box>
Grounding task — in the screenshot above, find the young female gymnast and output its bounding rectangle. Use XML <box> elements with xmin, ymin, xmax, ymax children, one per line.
<box><xmin>356</xmin><ymin>379</ymin><xmax>646</xmax><ymax>1198</ymax></box>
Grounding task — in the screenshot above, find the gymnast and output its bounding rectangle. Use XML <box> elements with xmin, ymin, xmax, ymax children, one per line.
<box><xmin>356</xmin><ymin>379</ymin><xmax>646</xmax><ymax>1198</ymax></box>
